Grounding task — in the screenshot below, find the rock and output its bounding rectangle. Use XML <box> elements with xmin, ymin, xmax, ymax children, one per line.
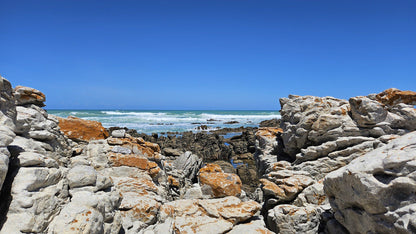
<box><xmin>106</xmin><ymin>167</ymin><xmax>163</xmax><ymax>231</ymax></box>
<box><xmin>111</xmin><ymin>146</ymin><xmax>132</xmax><ymax>155</ymax></box>
<box><xmin>0</xmin><ymin>76</ymin><xmax>17</xmax><ymax>192</ymax></box>
<box><xmin>58</xmin><ymin>116</ymin><xmax>109</xmax><ymax>142</ymax></box>
<box><xmin>48</xmin><ymin>191</ymin><xmax>121</xmax><ymax>234</ymax></box>
<box><xmin>279</xmin><ymin>95</ymin><xmax>353</xmax><ymax>158</ymax></box>
<box><xmin>267</xmin><ymin>204</ymin><xmax>322</xmax><ymax>234</ymax></box>
<box><xmin>349</xmin><ymin>96</ymin><xmax>388</xmax><ymax>127</ymax></box>
<box><xmin>293</xmin><ymin>180</ymin><xmax>327</xmax><ymax>206</ymax></box>
<box><xmin>198</xmin><ymin>164</ymin><xmax>242</xmax><ymax>198</ymax></box>
<box><xmin>0</xmin><ymin>76</ymin><xmax>17</xmax><ymax>122</ymax></box>
<box><xmin>108</xmin><ymin>152</ymin><xmax>160</xmax><ymax>178</ymax></box>
<box><xmin>172</xmin><ymin>151</ymin><xmax>202</xmax><ymax>181</ymax></box>
<box><xmin>261</xmin><ymin>168</ymin><xmax>314</xmax><ymax>202</ymax></box>
<box><xmin>146</xmin><ymin>196</ymin><xmax>261</xmax><ymax>233</ymax></box>
<box><xmin>107</xmin><ymin>135</ymin><xmax>162</xmax><ymax>162</ymax></box>
<box><xmin>111</xmin><ymin>129</ymin><xmax>126</xmax><ymax>138</ymax></box>
<box><xmin>183</xmin><ymin>183</ymin><xmax>203</xmax><ymax>199</ymax></box>
<box><xmin>228</xmin><ymin>219</ymin><xmax>274</xmax><ymax>234</ymax></box>
<box><xmin>259</xmin><ymin>118</ymin><xmax>281</xmax><ymax>127</ymax></box>
<box><xmin>67</xmin><ymin>165</ymin><xmax>97</xmax><ymax>188</ymax></box>
<box><xmin>324</xmin><ymin>131</ymin><xmax>416</xmax><ymax>234</ymax></box>
<box><xmin>137</xmin><ymin>131</ymin><xmax>233</xmax><ymax>161</ymax></box>
<box><xmin>224</xmin><ymin>121</ymin><xmax>239</xmax><ymax>124</ymax></box>
<box><xmin>213</xmin><ymin>160</ymin><xmax>236</xmax><ymax>174</ymax></box>
<box><xmin>13</xmin><ymin>85</ymin><xmax>46</xmax><ymax>107</ymax></box>
<box><xmin>376</xmin><ymin>88</ymin><xmax>416</xmax><ymax>106</ymax></box>
<box><xmin>162</xmin><ymin>147</ymin><xmax>182</xmax><ymax>156</ymax></box>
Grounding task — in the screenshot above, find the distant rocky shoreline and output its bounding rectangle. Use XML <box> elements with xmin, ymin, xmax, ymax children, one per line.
<box><xmin>0</xmin><ymin>75</ymin><xmax>415</xmax><ymax>233</ymax></box>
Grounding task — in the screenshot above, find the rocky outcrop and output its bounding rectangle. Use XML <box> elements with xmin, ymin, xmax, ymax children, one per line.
<box><xmin>324</xmin><ymin>131</ymin><xmax>416</xmax><ymax>234</ymax></box>
<box><xmin>0</xmin><ymin>82</ymin><xmax>76</xmax><ymax>233</ymax></box>
<box><xmin>58</xmin><ymin>116</ymin><xmax>109</xmax><ymax>142</ymax></box>
<box><xmin>2</xmin><ymin>76</ymin><xmax>416</xmax><ymax>234</ymax></box>
<box><xmin>131</xmin><ymin>128</ymin><xmax>257</xmax><ymax>162</ymax></box>
<box><xmin>253</xmin><ymin>88</ymin><xmax>416</xmax><ymax>233</ymax></box>
<box><xmin>0</xmin><ymin>77</ymin><xmax>16</xmax><ymax>193</ymax></box>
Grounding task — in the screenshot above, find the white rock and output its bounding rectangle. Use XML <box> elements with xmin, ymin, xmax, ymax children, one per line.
<box><xmin>324</xmin><ymin>131</ymin><xmax>416</xmax><ymax>234</ymax></box>
<box><xmin>111</xmin><ymin>129</ymin><xmax>126</xmax><ymax>138</ymax></box>
<box><xmin>67</xmin><ymin>165</ymin><xmax>97</xmax><ymax>188</ymax></box>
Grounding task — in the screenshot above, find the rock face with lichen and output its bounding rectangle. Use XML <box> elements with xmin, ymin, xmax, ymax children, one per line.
<box><xmin>0</xmin><ymin>76</ymin><xmax>267</xmax><ymax>234</ymax></box>
<box><xmin>57</xmin><ymin>116</ymin><xmax>109</xmax><ymax>142</ymax></box>
<box><xmin>1</xmin><ymin>74</ymin><xmax>416</xmax><ymax>234</ymax></box>
<box><xmin>254</xmin><ymin>88</ymin><xmax>416</xmax><ymax>233</ymax></box>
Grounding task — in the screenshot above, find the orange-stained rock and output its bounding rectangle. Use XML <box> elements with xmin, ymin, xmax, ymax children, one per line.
<box><xmin>262</xmin><ymin>171</ymin><xmax>314</xmax><ymax>201</ymax></box>
<box><xmin>58</xmin><ymin>116</ymin><xmax>109</xmax><ymax>141</ymax></box>
<box><xmin>107</xmin><ymin>136</ymin><xmax>162</xmax><ymax>161</ymax></box>
<box><xmin>260</xmin><ymin>178</ymin><xmax>285</xmax><ymax>198</ymax></box>
<box><xmin>256</xmin><ymin>127</ymin><xmax>283</xmax><ymax>139</ymax></box>
<box><xmin>108</xmin><ymin>152</ymin><xmax>160</xmax><ymax>178</ymax></box>
<box><xmin>168</xmin><ymin>175</ymin><xmax>180</xmax><ymax>187</ymax></box>
<box><xmin>199</xmin><ymin>163</ymin><xmax>223</xmax><ymax>173</ymax></box>
<box><xmin>157</xmin><ymin>196</ymin><xmax>262</xmax><ymax>232</ymax></box>
<box><xmin>376</xmin><ymin>88</ymin><xmax>416</xmax><ymax>106</ymax></box>
<box><xmin>14</xmin><ymin>85</ymin><xmax>46</xmax><ymax>107</ymax></box>
<box><xmin>199</xmin><ymin>164</ymin><xmax>242</xmax><ymax>198</ymax></box>
<box><xmin>113</xmin><ymin>175</ymin><xmax>161</xmax><ymax>225</ymax></box>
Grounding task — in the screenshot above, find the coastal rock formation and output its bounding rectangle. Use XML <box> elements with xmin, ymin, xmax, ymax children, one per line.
<box><xmin>1</xmin><ymin>75</ymin><xmax>416</xmax><ymax>234</ymax></box>
<box><xmin>0</xmin><ymin>77</ymin><xmax>16</xmax><ymax>193</ymax></box>
<box><xmin>254</xmin><ymin>88</ymin><xmax>416</xmax><ymax>233</ymax></box>
<box><xmin>58</xmin><ymin>116</ymin><xmax>109</xmax><ymax>142</ymax></box>
<box><xmin>324</xmin><ymin>131</ymin><xmax>416</xmax><ymax>234</ymax></box>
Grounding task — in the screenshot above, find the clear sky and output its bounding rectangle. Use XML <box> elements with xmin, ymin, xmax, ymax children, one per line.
<box><xmin>1</xmin><ymin>0</ymin><xmax>415</xmax><ymax>110</ymax></box>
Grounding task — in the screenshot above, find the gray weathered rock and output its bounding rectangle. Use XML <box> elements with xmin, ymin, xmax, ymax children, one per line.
<box><xmin>324</xmin><ymin>131</ymin><xmax>416</xmax><ymax>234</ymax></box>
<box><xmin>111</xmin><ymin>146</ymin><xmax>132</xmax><ymax>155</ymax></box>
<box><xmin>267</xmin><ymin>204</ymin><xmax>322</xmax><ymax>234</ymax></box>
<box><xmin>111</xmin><ymin>129</ymin><xmax>126</xmax><ymax>138</ymax></box>
<box><xmin>67</xmin><ymin>165</ymin><xmax>97</xmax><ymax>189</ymax></box>
<box><xmin>172</xmin><ymin>151</ymin><xmax>202</xmax><ymax>181</ymax></box>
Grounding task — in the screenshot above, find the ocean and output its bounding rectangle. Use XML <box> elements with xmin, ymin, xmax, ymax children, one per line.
<box><xmin>47</xmin><ymin>110</ymin><xmax>280</xmax><ymax>134</ymax></box>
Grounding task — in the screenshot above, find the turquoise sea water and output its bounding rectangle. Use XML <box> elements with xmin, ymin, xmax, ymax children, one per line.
<box><xmin>47</xmin><ymin>110</ymin><xmax>280</xmax><ymax>134</ymax></box>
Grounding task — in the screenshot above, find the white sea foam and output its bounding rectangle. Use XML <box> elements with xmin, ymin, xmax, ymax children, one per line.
<box><xmin>48</xmin><ymin>110</ymin><xmax>281</xmax><ymax>134</ymax></box>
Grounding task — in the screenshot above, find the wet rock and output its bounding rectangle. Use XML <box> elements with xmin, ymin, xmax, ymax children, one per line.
<box><xmin>259</xmin><ymin>118</ymin><xmax>281</xmax><ymax>127</ymax></box>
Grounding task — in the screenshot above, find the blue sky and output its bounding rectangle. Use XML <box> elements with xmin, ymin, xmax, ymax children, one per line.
<box><xmin>1</xmin><ymin>0</ymin><xmax>415</xmax><ymax>110</ymax></box>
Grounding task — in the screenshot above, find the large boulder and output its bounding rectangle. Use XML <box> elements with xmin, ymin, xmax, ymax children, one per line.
<box><xmin>58</xmin><ymin>116</ymin><xmax>109</xmax><ymax>142</ymax></box>
<box><xmin>324</xmin><ymin>131</ymin><xmax>416</xmax><ymax>233</ymax></box>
